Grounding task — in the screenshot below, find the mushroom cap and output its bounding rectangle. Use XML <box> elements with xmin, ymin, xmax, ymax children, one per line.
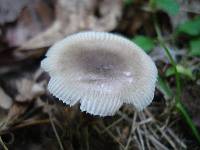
<box><xmin>41</xmin><ymin>31</ymin><xmax>157</xmax><ymax>116</ymax></box>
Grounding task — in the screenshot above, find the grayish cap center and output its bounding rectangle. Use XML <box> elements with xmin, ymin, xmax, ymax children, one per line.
<box><xmin>76</xmin><ymin>50</ymin><xmax>126</xmax><ymax>77</ymax></box>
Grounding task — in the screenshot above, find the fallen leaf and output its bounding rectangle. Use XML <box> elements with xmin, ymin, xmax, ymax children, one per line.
<box><xmin>0</xmin><ymin>87</ymin><xmax>13</xmax><ymax>109</ymax></box>
<box><xmin>0</xmin><ymin>0</ymin><xmax>28</xmax><ymax>24</ymax></box>
<box><xmin>14</xmin><ymin>71</ymin><xmax>46</xmax><ymax>102</ymax></box>
<box><xmin>5</xmin><ymin>0</ymin><xmax>55</xmax><ymax>47</ymax></box>
<box><xmin>19</xmin><ymin>0</ymin><xmax>122</xmax><ymax>49</ymax></box>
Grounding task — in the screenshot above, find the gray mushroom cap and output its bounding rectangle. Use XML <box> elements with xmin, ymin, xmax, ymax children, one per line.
<box><xmin>41</xmin><ymin>31</ymin><xmax>157</xmax><ymax>116</ymax></box>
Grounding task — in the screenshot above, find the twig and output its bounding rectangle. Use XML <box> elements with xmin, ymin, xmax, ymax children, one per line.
<box><xmin>100</xmin><ymin>117</ymin><xmax>124</xmax><ymax>134</ymax></box>
<box><xmin>133</xmin><ymin>135</ymin><xmax>142</xmax><ymax>150</ymax></box>
<box><xmin>167</xmin><ymin>128</ymin><xmax>187</xmax><ymax>149</ymax></box>
<box><xmin>0</xmin><ymin>136</ymin><xmax>8</xmax><ymax>150</ymax></box>
<box><xmin>136</xmin><ymin>127</ymin><xmax>145</xmax><ymax>150</ymax></box>
<box><xmin>49</xmin><ymin>114</ymin><xmax>64</xmax><ymax>150</ymax></box>
<box><xmin>138</xmin><ymin>118</ymin><xmax>153</xmax><ymax>125</ymax></box>
<box><xmin>117</xmin><ymin>111</ymin><xmax>132</xmax><ymax>123</ymax></box>
<box><xmin>124</xmin><ymin>112</ymin><xmax>137</xmax><ymax>150</ymax></box>
<box><xmin>105</xmin><ymin>128</ymin><xmax>126</xmax><ymax>149</ymax></box>
<box><xmin>147</xmin><ymin>125</ymin><xmax>159</xmax><ymax>139</ymax></box>
<box><xmin>138</xmin><ymin>113</ymin><xmax>151</xmax><ymax>150</ymax></box>
<box><xmin>12</xmin><ymin>119</ymin><xmax>50</xmax><ymax>130</ymax></box>
<box><xmin>149</xmin><ymin>135</ymin><xmax>169</xmax><ymax>150</ymax></box>
<box><xmin>155</xmin><ymin>125</ymin><xmax>177</xmax><ymax>150</ymax></box>
<box><xmin>45</xmin><ymin>99</ymin><xmax>64</xmax><ymax>150</ymax></box>
<box><xmin>97</xmin><ymin>121</ymin><xmax>125</xmax><ymax>149</ymax></box>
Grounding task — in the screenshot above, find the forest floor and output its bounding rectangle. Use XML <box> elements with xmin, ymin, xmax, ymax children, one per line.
<box><xmin>0</xmin><ymin>0</ymin><xmax>200</xmax><ymax>149</ymax></box>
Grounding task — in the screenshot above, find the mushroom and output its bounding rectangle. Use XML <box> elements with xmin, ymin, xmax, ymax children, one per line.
<box><xmin>41</xmin><ymin>31</ymin><xmax>157</xmax><ymax>116</ymax></box>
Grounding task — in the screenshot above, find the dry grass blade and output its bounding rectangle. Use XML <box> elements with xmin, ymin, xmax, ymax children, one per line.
<box><xmin>167</xmin><ymin>128</ymin><xmax>187</xmax><ymax>149</ymax></box>
<box><xmin>141</xmin><ymin>125</ymin><xmax>151</xmax><ymax>150</ymax></box>
<box><xmin>155</xmin><ymin>125</ymin><xmax>177</xmax><ymax>150</ymax></box>
<box><xmin>0</xmin><ymin>136</ymin><xmax>8</xmax><ymax>150</ymax></box>
<box><xmin>98</xmin><ymin>121</ymin><xmax>126</xmax><ymax>149</ymax></box>
<box><xmin>138</xmin><ymin>112</ymin><xmax>151</xmax><ymax>150</ymax></box>
<box><xmin>100</xmin><ymin>117</ymin><xmax>124</xmax><ymax>134</ymax></box>
<box><xmin>124</xmin><ymin>112</ymin><xmax>137</xmax><ymax>150</ymax></box>
<box><xmin>12</xmin><ymin>119</ymin><xmax>50</xmax><ymax>130</ymax></box>
<box><xmin>107</xmin><ymin>128</ymin><xmax>126</xmax><ymax>149</ymax></box>
<box><xmin>136</xmin><ymin>127</ymin><xmax>145</xmax><ymax>150</ymax></box>
<box><xmin>117</xmin><ymin>111</ymin><xmax>132</xmax><ymax>123</ymax></box>
<box><xmin>149</xmin><ymin>135</ymin><xmax>169</xmax><ymax>150</ymax></box>
<box><xmin>114</xmin><ymin>107</ymin><xmax>186</xmax><ymax>149</ymax></box>
<box><xmin>49</xmin><ymin>113</ymin><xmax>64</xmax><ymax>150</ymax></box>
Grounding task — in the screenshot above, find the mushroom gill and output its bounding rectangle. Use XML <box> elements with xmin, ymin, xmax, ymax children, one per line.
<box><xmin>41</xmin><ymin>31</ymin><xmax>158</xmax><ymax>116</ymax></box>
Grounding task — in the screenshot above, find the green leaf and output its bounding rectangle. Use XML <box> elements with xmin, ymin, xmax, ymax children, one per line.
<box><xmin>177</xmin><ymin>16</ymin><xmax>200</xmax><ymax>36</ymax></box>
<box><xmin>166</xmin><ymin>65</ymin><xmax>195</xmax><ymax>80</ymax></box>
<box><xmin>156</xmin><ymin>76</ymin><xmax>173</xmax><ymax>100</ymax></box>
<box><xmin>124</xmin><ymin>0</ymin><xmax>133</xmax><ymax>6</ymax></box>
<box><xmin>189</xmin><ymin>38</ymin><xmax>200</xmax><ymax>56</ymax></box>
<box><xmin>132</xmin><ymin>35</ymin><xmax>155</xmax><ymax>53</ymax></box>
<box><xmin>154</xmin><ymin>0</ymin><xmax>180</xmax><ymax>16</ymax></box>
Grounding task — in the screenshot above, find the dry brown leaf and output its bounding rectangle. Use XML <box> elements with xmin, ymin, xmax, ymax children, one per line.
<box><xmin>0</xmin><ymin>0</ymin><xmax>28</xmax><ymax>24</ymax></box>
<box><xmin>169</xmin><ymin>0</ymin><xmax>200</xmax><ymax>29</ymax></box>
<box><xmin>14</xmin><ymin>70</ymin><xmax>46</xmax><ymax>102</ymax></box>
<box><xmin>116</xmin><ymin>6</ymin><xmax>152</xmax><ymax>36</ymax></box>
<box><xmin>5</xmin><ymin>0</ymin><xmax>55</xmax><ymax>47</ymax></box>
<box><xmin>0</xmin><ymin>87</ymin><xmax>13</xmax><ymax>109</ymax></box>
<box><xmin>19</xmin><ymin>0</ymin><xmax>122</xmax><ymax>49</ymax></box>
<box><xmin>15</xmin><ymin>78</ymin><xmax>45</xmax><ymax>102</ymax></box>
<box><xmin>6</xmin><ymin>102</ymin><xmax>28</xmax><ymax>126</ymax></box>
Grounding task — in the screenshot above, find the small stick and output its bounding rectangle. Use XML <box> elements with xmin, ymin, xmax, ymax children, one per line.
<box><xmin>136</xmin><ymin>126</ymin><xmax>145</xmax><ymax>150</ymax></box>
<box><xmin>49</xmin><ymin>114</ymin><xmax>64</xmax><ymax>150</ymax></box>
<box><xmin>124</xmin><ymin>112</ymin><xmax>138</xmax><ymax>150</ymax></box>
<box><xmin>0</xmin><ymin>136</ymin><xmax>8</xmax><ymax>150</ymax></box>
<box><xmin>167</xmin><ymin>128</ymin><xmax>187</xmax><ymax>149</ymax></box>
<box><xmin>149</xmin><ymin>135</ymin><xmax>169</xmax><ymax>150</ymax></box>
<box><xmin>155</xmin><ymin>125</ymin><xmax>177</xmax><ymax>150</ymax></box>
<box><xmin>101</xmin><ymin>117</ymin><xmax>124</xmax><ymax>134</ymax></box>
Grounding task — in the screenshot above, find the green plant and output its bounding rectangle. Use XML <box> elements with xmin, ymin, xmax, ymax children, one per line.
<box><xmin>189</xmin><ymin>38</ymin><xmax>200</xmax><ymax>56</ymax></box>
<box><xmin>151</xmin><ymin>0</ymin><xmax>179</xmax><ymax>15</ymax></box>
<box><xmin>149</xmin><ymin>0</ymin><xmax>200</xmax><ymax>143</ymax></box>
<box><xmin>132</xmin><ymin>35</ymin><xmax>155</xmax><ymax>53</ymax></box>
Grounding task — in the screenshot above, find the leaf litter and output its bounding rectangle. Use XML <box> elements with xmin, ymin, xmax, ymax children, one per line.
<box><xmin>0</xmin><ymin>0</ymin><xmax>200</xmax><ymax>149</ymax></box>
